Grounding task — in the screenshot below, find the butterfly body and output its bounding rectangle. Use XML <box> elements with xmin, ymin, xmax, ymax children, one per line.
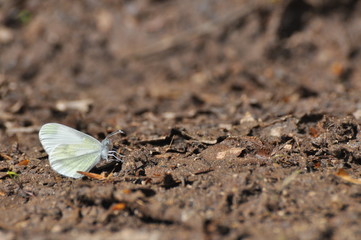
<box><xmin>101</xmin><ymin>138</ymin><xmax>111</xmax><ymax>161</ymax></box>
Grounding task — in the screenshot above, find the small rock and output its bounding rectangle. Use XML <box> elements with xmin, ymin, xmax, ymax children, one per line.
<box><xmin>352</xmin><ymin>109</ymin><xmax>361</xmax><ymax>120</ymax></box>
<box><xmin>240</xmin><ymin>111</ymin><xmax>256</xmax><ymax>124</ymax></box>
<box><xmin>55</xmin><ymin>99</ymin><xmax>93</xmax><ymax>113</ymax></box>
<box><xmin>96</xmin><ymin>10</ymin><xmax>113</xmax><ymax>33</ymax></box>
<box><xmin>0</xmin><ymin>27</ymin><xmax>13</xmax><ymax>44</ymax></box>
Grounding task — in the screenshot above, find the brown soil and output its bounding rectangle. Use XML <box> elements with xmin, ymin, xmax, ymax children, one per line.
<box><xmin>1</xmin><ymin>0</ymin><xmax>361</xmax><ymax>239</ymax></box>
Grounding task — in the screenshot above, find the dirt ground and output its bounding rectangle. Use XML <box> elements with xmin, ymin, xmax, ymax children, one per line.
<box><xmin>1</xmin><ymin>0</ymin><xmax>361</xmax><ymax>239</ymax></box>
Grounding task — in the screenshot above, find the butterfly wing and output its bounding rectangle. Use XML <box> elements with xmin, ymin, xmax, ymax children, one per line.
<box><xmin>39</xmin><ymin>123</ymin><xmax>100</xmax><ymax>154</ymax></box>
<box><xmin>49</xmin><ymin>143</ymin><xmax>102</xmax><ymax>178</ymax></box>
<box><xmin>39</xmin><ymin>123</ymin><xmax>103</xmax><ymax>178</ymax></box>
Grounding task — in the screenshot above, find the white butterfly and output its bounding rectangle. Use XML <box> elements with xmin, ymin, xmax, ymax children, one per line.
<box><xmin>39</xmin><ymin>123</ymin><xmax>123</xmax><ymax>178</ymax></box>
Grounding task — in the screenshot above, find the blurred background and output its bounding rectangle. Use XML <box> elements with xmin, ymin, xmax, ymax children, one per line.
<box><xmin>1</xmin><ymin>0</ymin><xmax>361</xmax><ymax>135</ymax></box>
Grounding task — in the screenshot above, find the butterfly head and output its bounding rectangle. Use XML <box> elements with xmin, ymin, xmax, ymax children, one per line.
<box><xmin>101</xmin><ymin>130</ymin><xmax>124</xmax><ymax>162</ymax></box>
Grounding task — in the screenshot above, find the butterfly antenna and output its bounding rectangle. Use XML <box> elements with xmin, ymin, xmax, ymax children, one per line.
<box><xmin>106</xmin><ymin>129</ymin><xmax>125</xmax><ymax>139</ymax></box>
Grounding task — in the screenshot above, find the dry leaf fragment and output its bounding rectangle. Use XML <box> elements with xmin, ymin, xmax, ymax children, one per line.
<box><xmin>77</xmin><ymin>171</ymin><xmax>114</xmax><ymax>180</ymax></box>
<box><xmin>123</xmin><ymin>189</ymin><xmax>132</xmax><ymax>194</ymax></box>
<box><xmin>309</xmin><ymin>127</ymin><xmax>320</xmax><ymax>137</ymax></box>
<box><xmin>335</xmin><ymin>169</ymin><xmax>361</xmax><ymax>185</ymax></box>
<box><xmin>0</xmin><ymin>153</ymin><xmax>12</xmax><ymax>160</ymax></box>
<box><xmin>17</xmin><ymin>159</ymin><xmax>30</xmax><ymax>166</ymax></box>
<box><xmin>77</xmin><ymin>171</ymin><xmax>106</xmax><ymax>180</ymax></box>
<box><xmin>330</xmin><ymin>62</ymin><xmax>345</xmax><ymax>77</ymax></box>
<box><xmin>110</xmin><ymin>203</ymin><xmax>127</xmax><ymax>211</ymax></box>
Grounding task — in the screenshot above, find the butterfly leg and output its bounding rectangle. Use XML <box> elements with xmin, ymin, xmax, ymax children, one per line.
<box><xmin>107</xmin><ymin>150</ymin><xmax>124</xmax><ymax>162</ymax></box>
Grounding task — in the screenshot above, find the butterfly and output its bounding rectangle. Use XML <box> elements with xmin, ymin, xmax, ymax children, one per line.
<box><xmin>39</xmin><ymin>123</ymin><xmax>123</xmax><ymax>178</ymax></box>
